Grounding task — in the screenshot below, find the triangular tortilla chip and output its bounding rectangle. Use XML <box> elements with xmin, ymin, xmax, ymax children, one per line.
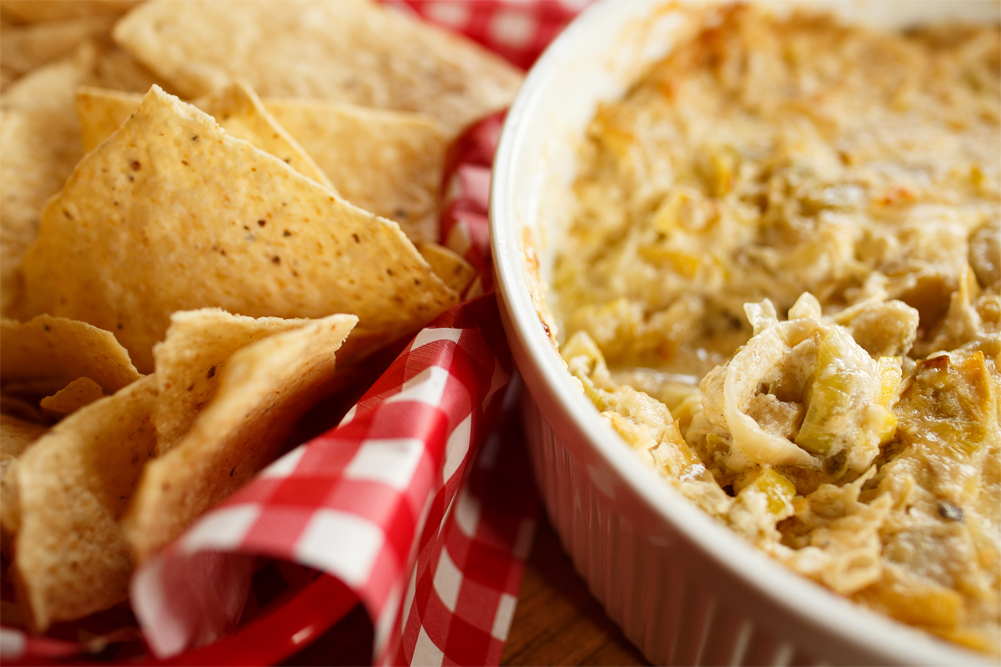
<box><xmin>0</xmin><ymin>414</ymin><xmax>46</xmax><ymax>476</ymax></box>
<box><xmin>0</xmin><ymin>40</ymin><xmax>95</xmax><ymax>111</ymax></box>
<box><xmin>124</xmin><ymin>313</ymin><xmax>357</xmax><ymax>562</ymax></box>
<box><xmin>21</xmin><ymin>85</ymin><xmax>458</xmax><ymax>373</ymax></box>
<box><xmin>112</xmin><ymin>0</ymin><xmax>523</xmax><ymax>137</ymax></box>
<box><xmin>75</xmin><ymin>88</ymin><xmax>445</xmax><ymax>240</ymax></box>
<box><xmin>266</xmin><ymin>99</ymin><xmax>447</xmax><ymax>241</ymax></box>
<box><xmin>153</xmin><ymin>308</ymin><xmax>314</xmax><ymax>453</ymax></box>
<box><xmin>416</xmin><ymin>240</ymin><xmax>476</xmax><ymax>296</ymax></box>
<box><xmin>74</xmin><ymin>85</ymin><xmax>138</xmax><ymax>152</ymax></box>
<box><xmin>11</xmin><ymin>375</ymin><xmax>157</xmax><ymax>632</ymax></box>
<box><xmin>0</xmin><ymin>413</ymin><xmax>49</xmax><ymax>556</ymax></box>
<box><xmin>196</xmin><ymin>82</ymin><xmax>334</xmax><ymax>189</ymax></box>
<box><xmin>1</xmin><ymin>315</ymin><xmax>141</xmax><ymax>392</ymax></box>
<box><xmin>39</xmin><ymin>376</ymin><xmax>105</xmax><ymax>415</ymax></box>
<box><xmin>1</xmin><ymin>47</ymin><xmax>92</xmax><ymax>315</ymax></box>
<box><xmin>75</xmin><ymin>83</ymin><xmax>334</xmax><ymax>189</ymax></box>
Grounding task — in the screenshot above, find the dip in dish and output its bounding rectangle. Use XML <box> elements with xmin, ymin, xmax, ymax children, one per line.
<box><xmin>552</xmin><ymin>5</ymin><xmax>1000</xmax><ymax>655</ymax></box>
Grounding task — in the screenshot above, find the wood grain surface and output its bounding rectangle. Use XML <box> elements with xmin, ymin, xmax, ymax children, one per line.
<box><xmin>501</xmin><ymin>514</ymin><xmax>649</xmax><ymax>666</ymax></box>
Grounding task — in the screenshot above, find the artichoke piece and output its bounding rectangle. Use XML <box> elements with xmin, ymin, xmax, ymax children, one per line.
<box><xmin>736</xmin><ymin>467</ymin><xmax>797</xmax><ymax>518</ymax></box>
<box><xmin>894</xmin><ymin>349</ymin><xmax>999</xmax><ymax>506</ymax></box>
<box><xmin>794</xmin><ymin>345</ymin><xmax>849</xmax><ymax>457</ymax></box>
<box><xmin>875</xmin><ymin>356</ymin><xmax>903</xmax><ymax>408</ymax></box>
<box><xmin>562</xmin><ymin>329</ymin><xmax>613</xmax><ymax>411</ymax></box>
<box><xmin>793</xmin><ymin>328</ymin><xmax>897</xmax><ymax>467</ymax></box>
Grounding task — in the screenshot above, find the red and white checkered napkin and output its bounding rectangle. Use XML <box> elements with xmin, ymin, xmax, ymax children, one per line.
<box><xmin>396</xmin><ymin>391</ymin><xmax>538</xmax><ymax>666</ymax></box>
<box><xmin>132</xmin><ymin>292</ymin><xmax>520</xmax><ymax>662</ymax></box>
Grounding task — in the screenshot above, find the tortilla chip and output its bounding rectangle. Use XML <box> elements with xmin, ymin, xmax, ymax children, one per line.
<box><xmin>124</xmin><ymin>313</ymin><xmax>357</xmax><ymax>562</ymax></box>
<box><xmin>76</xmin><ymin>83</ymin><xmax>334</xmax><ymax>189</ymax></box>
<box><xmin>0</xmin><ymin>413</ymin><xmax>48</xmax><ymax>557</ymax></box>
<box><xmin>76</xmin><ymin>88</ymin><xmax>445</xmax><ymax>238</ymax></box>
<box><xmin>11</xmin><ymin>375</ymin><xmax>157</xmax><ymax>632</ymax></box>
<box><xmin>21</xmin><ymin>86</ymin><xmax>457</xmax><ymax>373</ymax></box>
<box><xmin>266</xmin><ymin>99</ymin><xmax>447</xmax><ymax>241</ymax></box>
<box><xmin>0</xmin><ymin>15</ymin><xmax>115</xmax><ymax>78</ymax></box>
<box><xmin>416</xmin><ymin>240</ymin><xmax>476</xmax><ymax>296</ymax></box>
<box><xmin>74</xmin><ymin>85</ymin><xmax>137</xmax><ymax>151</ymax></box>
<box><xmin>1</xmin><ymin>315</ymin><xmax>141</xmax><ymax>392</ymax></box>
<box><xmin>154</xmin><ymin>308</ymin><xmax>314</xmax><ymax>453</ymax></box>
<box><xmin>112</xmin><ymin>0</ymin><xmax>523</xmax><ymax>137</ymax></box>
<box><xmin>0</xmin><ymin>414</ymin><xmax>47</xmax><ymax>469</ymax></box>
<box><xmin>196</xmin><ymin>82</ymin><xmax>334</xmax><ymax>189</ymax></box>
<box><xmin>0</xmin><ymin>39</ymin><xmax>96</xmax><ymax>111</ymax></box>
<box><xmin>1</xmin><ymin>48</ymin><xmax>92</xmax><ymax>315</ymax></box>
<box><xmin>0</xmin><ymin>0</ymin><xmax>139</xmax><ymax>23</ymax></box>
<box><xmin>39</xmin><ymin>376</ymin><xmax>105</xmax><ymax>415</ymax></box>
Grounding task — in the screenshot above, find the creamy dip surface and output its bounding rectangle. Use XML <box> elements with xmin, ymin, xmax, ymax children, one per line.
<box><xmin>553</xmin><ymin>5</ymin><xmax>1001</xmax><ymax>654</ymax></box>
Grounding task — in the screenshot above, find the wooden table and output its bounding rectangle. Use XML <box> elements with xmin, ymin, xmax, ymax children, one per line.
<box><xmin>500</xmin><ymin>514</ymin><xmax>649</xmax><ymax>666</ymax></box>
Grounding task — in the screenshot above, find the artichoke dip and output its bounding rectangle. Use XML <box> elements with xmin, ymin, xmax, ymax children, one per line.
<box><xmin>552</xmin><ymin>5</ymin><xmax>1001</xmax><ymax>654</ymax></box>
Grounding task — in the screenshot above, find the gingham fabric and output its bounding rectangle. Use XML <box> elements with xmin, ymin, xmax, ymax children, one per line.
<box><xmin>393</xmin><ymin>0</ymin><xmax>583</xmax><ymax>70</ymax></box>
<box><xmin>1</xmin><ymin>2</ymin><xmax>588</xmax><ymax>664</ymax></box>
<box><xmin>131</xmin><ymin>293</ymin><xmax>517</xmax><ymax>661</ymax></box>
<box><xmin>398</xmin><ymin>393</ymin><xmax>537</xmax><ymax>667</ymax></box>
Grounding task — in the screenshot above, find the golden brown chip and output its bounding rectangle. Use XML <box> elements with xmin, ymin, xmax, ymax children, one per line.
<box><xmin>266</xmin><ymin>99</ymin><xmax>447</xmax><ymax>241</ymax></box>
<box><xmin>75</xmin><ymin>88</ymin><xmax>446</xmax><ymax>239</ymax></box>
<box><xmin>154</xmin><ymin>308</ymin><xmax>314</xmax><ymax>453</ymax></box>
<box><xmin>124</xmin><ymin>313</ymin><xmax>357</xmax><ymax>562</ymax></box>
<box><xmin>0</xmin><ymin>414</ymin><xmax>45</xmax><ymax>471</ymax></box>
<box><xmin>1</xmin><ymin>315</ymin><xmax>141</xmax><ymax>392</ymax></box>
<box><xmin>0</xmin><ymin>413</ymin><xmax>48</xmax><ymax>557</ymax></box>
<box><xmin>39</xmin><ymin>376</ymin><xmax>105</xmax><ymax>415</ymax></box>
<box><xmin>0</xmin><ymin>1</ymin><xmax>139</xmax><ymax>23</ymax></box>
<box><xmin>12</xmin><ymin>375</ymin><xmax>157</xmax><ymax>632</ymax></box>
<box><xmin>74</xmin><ymin>85</ymin><xmax>137</xmax><ymax>151</ymax></box>
<box><xmin>195</xmin><ymin>82</ymin><xmax>334</xmax><ymax>189</ymax></box>
<box><xmin>0</xmin><ymin>46</ymin><xmax>92</xmax><ymax>315</ymax></box>
<box><xmin>0</xmin><ymin>39</ymin><xmax>95</xmax><ymax>111</ymax></box>
<box><xmin>112</xmin><ymin>0</ymin><xmax>523</xmax><ymax>137</ymax></box>
<box><xmin>76</xmin><ymin>83</ymin><xmax>334</xmax><ymax>188</ymax></box>
<box><xmin>416</xmin><ymin>240</ymin><xmax>476</xmax><ymax>296</ymax></box>
<box><xmin>21</xmin><ymin>85</ymin><xmax>457</xmax><ymax>373</ymax></box>
<box><xmin>0</xmin><ymin>14</ymin><xmax>115</xmax><ymax>78</ymax></box>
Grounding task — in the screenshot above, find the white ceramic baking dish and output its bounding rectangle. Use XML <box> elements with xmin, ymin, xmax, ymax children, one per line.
<box><xmin>489</xmin><ymin>1</ymin><xmax>1000</xmax><ymax>665</ymax></box>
